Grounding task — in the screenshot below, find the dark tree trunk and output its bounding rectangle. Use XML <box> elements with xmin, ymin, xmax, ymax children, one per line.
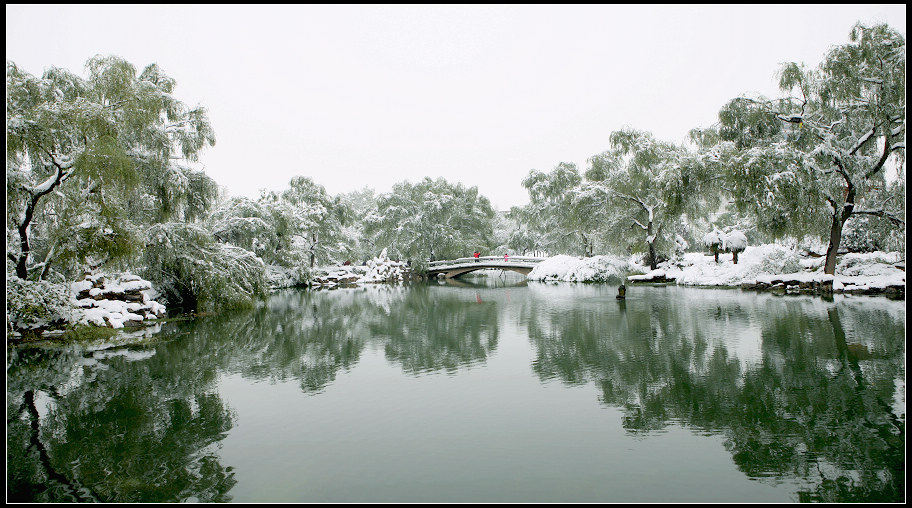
<box><xmin>13</xmin><ymin>165</ymin><xmax>68</xmax><ymax>280</ymax></box>
<box><xmin>646</xmin><ymin>221</ymin><xmax>657</xmax><ymax>270</ymax></box>
<box><xmin>15</xmin><ymin>193</ymin><xmax>43</xmax><ymax>279</ymax></box>
<box><xmin>824</xmin><ymin>185</ymin><xmax>855</xmax><ymax>276</ymax></box>
<box><xmin>310</xmin><ymin>232</ymin><xmax>317</xmax><ymax>268</ymax></box>
<box><xmin>823</xmin><ymin>213</ymin><xmax>847</xmax><ymax>275</ymax></box>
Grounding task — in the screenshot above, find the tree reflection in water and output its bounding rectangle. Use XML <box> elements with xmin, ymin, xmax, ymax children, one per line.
<box><xmin>7</xmin><ymin>340</ymin><xmax>237</xmax><ymax>502</ymax></box>
<box><xmin>521</xmin><ymin>285</ymin><xmax>905</xmax><ymax>502</ymax></box>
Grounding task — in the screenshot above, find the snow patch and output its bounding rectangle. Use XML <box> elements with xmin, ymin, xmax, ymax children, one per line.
<box><xmin>527</xmin><ymin>254</ymin><xmax>630</xmax><ymax>283</ymax></box>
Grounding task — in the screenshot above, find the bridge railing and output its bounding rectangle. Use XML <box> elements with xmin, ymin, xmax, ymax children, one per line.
<box><xmin>427</xmin><ymin>256</ymin><xmax>546</xmax><ymax>268</ymax></box>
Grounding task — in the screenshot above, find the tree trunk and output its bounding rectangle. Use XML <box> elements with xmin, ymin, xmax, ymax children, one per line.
<box><xmin>824</xmin><ymin>186</ymin><xmax>856</xmax><ymax>275</ymax></box>
<box><xmin>310</xmin><ymin>232</ymin><xmax>317</xmax><ymax>268</ymax></box>
<box><xmin>13</xmin><ymin>166</ymin><xmax>68</xmax><ymax>280</ymax></box>
<box><xmin>732</xmin><ymin>251</ymin><xmax>739</xmax><ymax>264</ymax></box>
<box><xmin>15</xmin><ymin>195</ymin><xmax>40</xmax><ymax>279</ymax></box>
<box><xmin>646</xmin><ymin>221</ymin><xmax>657</xmax><ymax>270</ymax></box>
<box><xmin>823</xmin><ymin>213</ymin><xmax>847</xmax><ymax>275</ymax></box>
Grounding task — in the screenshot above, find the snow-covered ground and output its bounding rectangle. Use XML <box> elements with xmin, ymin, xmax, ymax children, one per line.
<box><xmin>529</xmin><ymin>245</ymin><xmax>905</xmax><ymax>294</ymax></box>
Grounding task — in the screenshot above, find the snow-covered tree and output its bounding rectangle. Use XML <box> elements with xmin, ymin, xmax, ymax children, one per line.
<box><xmin>365</xmin><ymin>177</ymin><xmax>495</xmax><ymax>267</ymax></box>
<box><xmin>207</xmin><ymin>197</ymin><xmax>278</xmax><ymax>260</ymax></box>
<box><xmin>722</xmin><ymin>230</ymin><xmax>748</xmax><ymax>264</ymax></box>
<box><xmin>6</xmin><ymin>56</ymin><xmax>216</xmax><ymax>281</ymax></box>
<box><xmin>505</xmin><ymin>218</ymin><xmax>548</xmax><ymax>257</ymax></box>
<box><xmin>703</xmin><ymin>229</ymin><xmax>724</xmax><ymax>262</ymax></box>
<box><xmin>336</xmin><ymin>187</ymin><xmax>378</xmax><ymax>264</ymax></box>
<box><xmin>710</xmin><ymin>22</ymin><xmax>905</xmax><ymax>274</ymax></box>
<box><xmin>583</xmin><ymin>129</ymin><xmax>718</xmax><ymax>269</ymax></box>
<box><xmin>515</xmin><ymin>162</ymin><xmax>599</xmax><ymax>257</ymax></box>
<box><xmin>489</xmin><ymin>210</ymin><xmax>520</xmax><ymax>255</ymax></box>
<box><xmin>265</xmin><ymin>176</ymin><xmax>351</xmax><ymax>268</ymax></box>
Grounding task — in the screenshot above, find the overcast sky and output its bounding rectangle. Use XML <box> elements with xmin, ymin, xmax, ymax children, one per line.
<box><xmin>6</xmin><ymin>4</ymin><xmax>906</xmax><ymax>210</ymax></box>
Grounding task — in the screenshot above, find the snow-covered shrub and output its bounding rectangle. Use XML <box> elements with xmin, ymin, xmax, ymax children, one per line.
<box><xmin>723</xmin><ymin>230</ymin><xmax>748</xmax><ymax>264</ymax></box>
<box><xmin>528</xmin><ymin>254</ymin><xmax>629</xmax><ymax>283</ymax></box>
<box><xmin>266</xmin><ymin>264</ymin><xmax>312</xmax><ymax>289</ymax></box>
<box><xmin>836</xmin><ymin>252</ymin><xmax>902</xmax><ymax>276</ymax></box>
<box><xmin>841</xmin><ymin>215</ymin><xmax>905</xmax><ymax>253</ymax></box>
<box><xmin>673</xmin><ymin>234</ymin><xmax>688</xmax><ymax>257</ymax></box>
<box><xmin>756</xmin><ymin>246</ymin><xmax>802</xmax><ymax>275</ymax></box>
<box><xmin>7</xmin><ymin>276</ymin><xmax>74</xmax><ymax>332</ymax></box>
<box><xmin>702</xmin><ymin>229</ymin><xmax>724</xmax><ymax>262</ymax></box>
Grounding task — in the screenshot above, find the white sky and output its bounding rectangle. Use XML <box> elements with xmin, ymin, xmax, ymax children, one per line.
<box><xmin>6</xmin><ymin>4</ymin><xmax>906</xmax><ymax>210</ymax></box>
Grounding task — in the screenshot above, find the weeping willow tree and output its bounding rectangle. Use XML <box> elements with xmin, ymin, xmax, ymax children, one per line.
<box><xmin>142</xmin><ymin>222</ymin><xmax>267</xmax><ymax>312</ymax></box>
<box><xmin>6</xmin><ymin>55</ymin><xmax>217</xmax><ymax>282</ymax></box>
<box><xmin>274</xmin><ymin>176</ymin><xmax>352</xmax><ymax>268</ymax></box>
<box><xmin>582</xmin><ymin>129</ymin><xmax>718</xmax><ymax>269</ymax></box>
<box><xmin>514</xmin><ymin>162</ymin><xmax>600</xmax><ymax>257</ymax></box>
<box><xmin>365</xmin><ymin>177</ymin><xmax>496</xmax><ymax>268</ymax></box>
<box><xmin>708</xmin><ymin>22</ymin><xmax>905</xmax><ymax>274</ymax></box>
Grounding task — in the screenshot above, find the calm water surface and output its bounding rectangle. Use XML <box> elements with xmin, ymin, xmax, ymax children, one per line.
<box><xmin>7</xmin><ymin>276</ymin><xmax>906</xmax><ymax>502</ymax></box>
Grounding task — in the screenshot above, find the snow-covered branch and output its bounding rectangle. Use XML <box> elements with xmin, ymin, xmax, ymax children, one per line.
<box><xmin>852</xmin><ymin>209</ymin><xmax>906</xmax><ymax>226</ymax></box>
<box><xmin>848</xmin><ymin>125</ymin><xmax>876</xmax><ymax>156</ymax></box>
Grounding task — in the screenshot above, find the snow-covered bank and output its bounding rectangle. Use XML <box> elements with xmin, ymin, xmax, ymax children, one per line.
<box><xmin>7</xmin><ymin>272</ymin><xmax>168</xmax><ymax>336</ymax></box>
<box><xmin>526</xmin><ymin>245</ymin><xmax>905</xmax><ymax>296</ymax></box>
<box><xmin>631</xmin><ymin>246</ymin><xmax>905</xmax><ymax>296</ymax></box>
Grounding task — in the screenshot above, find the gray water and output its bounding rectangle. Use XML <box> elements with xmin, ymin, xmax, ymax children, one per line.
<box><xmin>7</xmin><ymin>276</ymin><xmax>906</xmax><ymax>502</ymax></box>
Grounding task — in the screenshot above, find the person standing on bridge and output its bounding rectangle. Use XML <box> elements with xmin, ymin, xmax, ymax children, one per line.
<box><xmin>504</xmin><ymin>253</ymin><xmax>509</xmax><ymax>262</ymax></box>
<box><xmin>474</xmin><ymin>251</ymin><xmax>480</xmax><ymax>262</ymax></box>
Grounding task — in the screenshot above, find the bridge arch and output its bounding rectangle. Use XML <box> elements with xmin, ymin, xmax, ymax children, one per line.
<box><xmin>426</xmin><ymin>256</ymin><xmax>544</xmax><ymax>279</ymax></box>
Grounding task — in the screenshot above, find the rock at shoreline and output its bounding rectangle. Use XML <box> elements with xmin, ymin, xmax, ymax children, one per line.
<box><xmin>627</xmin><ymin>269</ymin><xmax>674</xmax><ymax>283</ymax></box>
<box><xmin>71</xmin><ymin>273</ymin><xmax>166</xmax><ymax>328</ymax></box>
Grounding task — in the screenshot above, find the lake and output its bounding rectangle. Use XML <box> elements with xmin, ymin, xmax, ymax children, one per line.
<box><xmin>6</xmin><ymin>275</ymin><xmax>906</xmax><ymax>502</ymax></box>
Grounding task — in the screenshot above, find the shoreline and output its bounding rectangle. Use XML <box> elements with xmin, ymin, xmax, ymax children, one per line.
<box><xmin>627</xmin><ymin>276</ymin><xmax>905</xmax><ymax>299</ymax></box>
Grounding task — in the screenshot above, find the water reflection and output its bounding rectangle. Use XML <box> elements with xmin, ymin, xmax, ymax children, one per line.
<box><xmin>7</xmin><ymin>339</ymin><xmax>236</xmax><ymax>502</ymax></box>
<box><xmin>520</xmin><ymin>285</ymin><xmax>905</xmax><ymax>502</ymax></box>
<box><xmin>6</xmin><ymin>281</ymin><xmax>905</xmax><ymax>502</ymax></box>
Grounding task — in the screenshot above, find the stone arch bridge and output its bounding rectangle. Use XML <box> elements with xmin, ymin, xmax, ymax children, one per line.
<box><xmin>427</xmin><ymin>256</ymin><xmax>545</xmax><ymax>279</ymax></box>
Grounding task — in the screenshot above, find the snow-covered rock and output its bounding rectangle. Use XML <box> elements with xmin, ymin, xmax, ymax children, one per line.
<box><xmin>312</xmin><ymin>249</ymin><xmax>413</xmax><ymax>287</ymax></box>
<box><xmin>71</xmin><ymin>273</ymin><xmax>166</xmax><ymax>329</ymax></box>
